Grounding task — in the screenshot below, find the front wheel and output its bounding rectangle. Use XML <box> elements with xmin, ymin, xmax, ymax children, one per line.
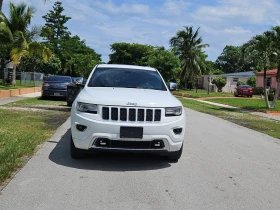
<box><xmin>167</xmin><ymin>145</ymin><xmax>183</xmax><ymax>162</ymax></box>
<box><xmin>70</xmin><ymin>135</ymin><xmax>84</xmax><ymax>159</ymax></box>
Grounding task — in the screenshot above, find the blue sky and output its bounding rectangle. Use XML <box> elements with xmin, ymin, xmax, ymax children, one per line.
<box><xmin>3</xmin><ymin>0</ymin><xmax>280</xmax><ymax>62</ymax></box>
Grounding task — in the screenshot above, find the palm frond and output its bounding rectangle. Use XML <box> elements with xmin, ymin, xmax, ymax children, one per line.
<box><xmin>0</xmin><ymin>22</ymin><xmax>13</xmax><ymax>46</ymax></box>
<box><xmin>28</xmin><ymin>42</ymin><xmax>51</xmax><ymax>62</ymax></box>
<box><xmin>10</xmin><ymin>47</ymin><xmax>27</xmax><ymax>65</ymax></box>
<box><xmin>13</xmin><ymin>31</ymin><xmax>28</xmax><ymax>48</ymax></box>
<box><xmin>26</xmin><ymin>25</ymin><xmax>42</xmax><ymax>41</ymax></box>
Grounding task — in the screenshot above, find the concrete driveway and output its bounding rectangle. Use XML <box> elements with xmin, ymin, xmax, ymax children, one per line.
<box><xmin>1</xmin><ymin>108</ymin><xmax>280</xmax><ymax>210</ymax></box>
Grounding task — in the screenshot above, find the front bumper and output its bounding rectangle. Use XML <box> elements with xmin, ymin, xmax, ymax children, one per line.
<box><xmin>237</xmin><ymin>92</ymin><xmax>252</xmax><ymax>96</ymax></box>
<box><xmin>71</xmin><ymin>110</ymin><xmax>186</xmax><ymax>153</ymax></box>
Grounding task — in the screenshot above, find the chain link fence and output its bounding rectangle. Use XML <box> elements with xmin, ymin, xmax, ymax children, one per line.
<box><xmin>20</xmin><ymin>72</ymin><xmax>44</xmax><ymax>87</ymax></box>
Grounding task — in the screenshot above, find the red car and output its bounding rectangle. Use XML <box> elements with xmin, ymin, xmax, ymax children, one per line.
<box><xmin>234</xmin><ymin>85</ymin><xmax>253</xmax><ymax>97</ymax></box>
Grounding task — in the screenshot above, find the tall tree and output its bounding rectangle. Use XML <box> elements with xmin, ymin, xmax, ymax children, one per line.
<box><xmin>215</xmin><ymin>45</ymin><xmax>243</xmax><ymax>73</ymax></box>
<box><xmin>109</xmin><ymin>42</ymin><xmax>153</xmax><ymax>65</ymax></box>
<box><xmin>0</xmin><ymin>2</ymin><xmax>51</xmax><ymax>85</ymax></box>
<box><xmin>170</xmin><ymin>26</ymin><xmax>209</xmax><ymax>88</ymax></box>
<box><xmin>42</xmin><ymin>1</ymin><xmax>71</xmax><ymax>53</ymax></box>
<box><xmin>143</xmin><ymin>46</ymin><xmax>181</xmax><ymax>82</ymax></box>
<box><xmin>268</xmin><ymin>26</ymin><xmax>280</xmax><ymax>108</ymax></box>
<box><xmin>59</xmin><ymin>35</ymin><xmax>101</xmax><ymax>76</ymax></box>
<box><xmin>244</xmin><ymin>32</ymin><xmax>274</xmax><ymax>108</ymax></box>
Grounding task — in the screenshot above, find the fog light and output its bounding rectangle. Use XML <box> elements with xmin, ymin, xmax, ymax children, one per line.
<box><xmin>76</xmin><ymin>124</ymin><xmax>87</xmax><ymax>132</ymax></box>
<box><xmin>173</xmin><ymin>128</ymin><xmax>182</xmax><ymax>135</ymax></box>
<box><xmin>95</xmin><ymin>138</ymin><xmax>110</xmax><ymax>147</ymax></box>
<box><xmin>152</xmin><ymin>140</ymin><xmax>164</xmax><ymax>149</ymax></box>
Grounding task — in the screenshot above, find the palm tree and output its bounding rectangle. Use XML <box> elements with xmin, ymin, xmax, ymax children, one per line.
<box><xmin>244</xmin><ymin>33</ymin><xmax>274</xmax><ymax>108</ymax></box>
<box><xmin>268</xmin><ymin>26</ymin><xmax>280</xmax><ymax>108</ymax></box>
<box><xmin>170</xmin><ymin>26</ymin><xmax>209</xmax><ymax>88</ymax></box>
<box><xmin>0</xmin><ymin>0</ymin><xmax>46</xmax><ymax>11</ymax></box>
<box><xmin>0</xmin><ymin>2</ymin><xmax>51</xmax><ymax>85</ymax></box>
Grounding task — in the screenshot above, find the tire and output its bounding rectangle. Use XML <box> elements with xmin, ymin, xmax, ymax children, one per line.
<box><xmin>67</xmin><ymin>101</ymin><xmax>73</xmax><ymax>107</ymax></box>
<box><xmin>70</xmin><ymin>135</ymin><xmax>84</xmax><ymax>159</ymax></box>
<box><xmin>167</xmin><ymin>145</ymin><xmax>183</xmax><ymax>162</ymax></box>
<box><xmin>41</xmin><ymin>95</ymin><xmax>47</xmax><ymax>100</ymax></box>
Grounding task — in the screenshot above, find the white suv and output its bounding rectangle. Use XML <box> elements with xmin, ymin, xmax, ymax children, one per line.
<box><xmin>70</xmin><ymin>64</ymin><xmax>186</xmax><ymax>161</ymax></box>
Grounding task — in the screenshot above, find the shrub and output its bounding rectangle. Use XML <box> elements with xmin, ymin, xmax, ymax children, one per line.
<box><xmin>252</xmin><ymin>87</ymin><xmax>264</xmax><ymax>95</ymax></box>
<box><xmin>247</xmin><ymin>76</ymin><xmax>256</xmax><ymax>87</ymax></box>
<box><xmin>212</xmin><ymin>77</ymin><xmax>226</xmax><ymax>92</ymax></box>
<box><xmin>237</xmin><ymin>81</ymin><xmax>246</xmax><ymax>86</ymax></box>
<box><xmin>252</xmin><ymin>87</ymin><xmax>275</xmax><ymax>101</ymax></box>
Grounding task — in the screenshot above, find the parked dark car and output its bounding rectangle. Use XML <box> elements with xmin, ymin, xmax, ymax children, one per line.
<box><xmin>72</xmin><ymin>77</ymin><xmax>83</xmax><ymax>84</ymax></box>
<box><xmin>42</xmin><ymin>76</ymin><xmax>72</xmax><ymax>99</ymax></box>
<box><xmin>234</xmin><ymin>85</ymin><xmax>253</xmax><ymax>97</ymax></box>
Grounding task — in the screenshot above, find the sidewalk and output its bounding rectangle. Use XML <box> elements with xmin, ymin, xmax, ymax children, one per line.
<box><xmin>183</xmin><ymin>97</ymin><xmax>280</xmax><ymax>121</ymax></box>
<box><xmin>0</xmin><ymin>92</ymin><xmax>41</xmax><ymax>106</ymax></box>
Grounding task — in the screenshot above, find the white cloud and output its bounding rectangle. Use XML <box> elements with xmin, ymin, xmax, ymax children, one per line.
<box><xmin>91</xmin><ymin>0</ymin><xmax>150</xmax><ymax>15</ymax></box>
<box><xmin>223</xmin><ymin>27</ymin><xmax>252</xmax><ymax>35</ymax></box>
<box><xmin>193</xmin><ymin>0</ymin><xmax>280</xmax><ymax>25</ymax></box>
<box><xmin>162</xmin><ymin>0</ymin><xmax>191</xmax><ymax>15</ymax></box>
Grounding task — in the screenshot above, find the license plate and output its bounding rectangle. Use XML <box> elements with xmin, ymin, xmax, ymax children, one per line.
<box><xmin>54</xmin><ymin>93</ymin><xmax>61</xmax><ymax>96</ymax></box>
<box><xmin>243</xmin><ymin>90</ymin><xmax>248</xmax><ymax>92</ymax></box>
<box><xmin>120</xmin><ymin>127</ymin><xmax>143</xmax><ymax>139</ymax></box>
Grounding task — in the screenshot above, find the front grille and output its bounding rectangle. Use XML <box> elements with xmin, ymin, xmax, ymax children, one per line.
<box><xmin>102</xmin><ymin>107</ymin><xmax>162</xmax><ymax>122</ymax></box>
<box><xmin>94</xmin><ymin>138</ymin><xmax>165</xmax><ymax>149</ymax></box>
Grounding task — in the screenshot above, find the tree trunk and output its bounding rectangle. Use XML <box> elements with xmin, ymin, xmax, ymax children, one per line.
<box><xmin>12</xmin><ymin>65</ymin><xmax>16</xmax><ymax>86</ymax></box>
<box><xmin>0</xmin><ymin>0</ymin><xmax>3</xmax><ymax>11</ymax></box>
<box><xmin>263</xmin><ymin>65</ymin><xmax>271</xmax><ymax>108</ymax></box>
<box><xmin>271</xmin><ymin>65</ymin><xmax>280</xmax><ymax>108</ymax></box>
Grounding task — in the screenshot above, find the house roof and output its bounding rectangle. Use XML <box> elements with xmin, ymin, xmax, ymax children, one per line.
<box><xmin>256</xmin><ymin>69</ymin><xmax>277</xmax><ymax>76</ymax></box>
<box><xmin>219</xmin><ymin>71</ymin><xmax>255</xmax><ymax>77</ymax></box>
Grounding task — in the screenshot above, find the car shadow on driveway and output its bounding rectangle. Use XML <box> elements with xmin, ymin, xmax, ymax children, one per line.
<box><xmin>48</xmin><ymin>129</ymin><xmax>172</xmax><ymax>172</ymax></box>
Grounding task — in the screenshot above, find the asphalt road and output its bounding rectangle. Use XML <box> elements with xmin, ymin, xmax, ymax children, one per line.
<box><xmin>1</xmin><ymin>108</ymin><xmax>280</xmax><ymax>210</ymax></box>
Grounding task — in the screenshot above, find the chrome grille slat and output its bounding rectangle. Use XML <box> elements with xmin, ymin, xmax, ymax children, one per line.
<box><xmin>102</xmin><ymin>106</ymin><xmax>161</xmax><ymax>122</ymax></box>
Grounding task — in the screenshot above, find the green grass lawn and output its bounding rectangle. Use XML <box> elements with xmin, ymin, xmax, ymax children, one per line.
<box><xmin>178</xmin><ymin>89</ymin><xmax>233</xmax><ymax>98</ymax></box>
<box><xmin>0</xmin><ymin>80</ymin><xmax>41</xmax><ymax>90</ymax></box>
<box><xmin>4</xmin><ymin>97</ymin><xmax>67</xmax><ymax>107</ymax></box>
<box><xmin>206</xmin><ymin>98</ymin><xmax>280</xmax><ymax>111</ymax></box>
<box><xmin>180</xmin><ymin>98</ymin><xmax>280</xmax><ymax>139</ymax></box>
<box><xmin>0</xmin><ymin>109</ymin><xmax>70</xmax><ymax>184</ymax></box>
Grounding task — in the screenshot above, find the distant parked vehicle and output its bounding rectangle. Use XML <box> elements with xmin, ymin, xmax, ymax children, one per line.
<box><xmin>41</xmin><ymin>76</ymin><xmax>72</xmax><ymax>99</ymax></box>
<box><xmin>66</xmin><ymin>79</ymin><xmax>86</xmax><ymax>106</ymax></box>
<box><xmin>234</xmin><ymin>85</ymin><xmax>253</xmax><ymax>97</ymax></box>
<box><xmin>72</xmin><ymin>77</ymin><xmax>83</xmax><ymax>84</ymax></box>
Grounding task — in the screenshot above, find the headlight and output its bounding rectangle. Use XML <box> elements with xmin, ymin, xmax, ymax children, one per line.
<box><xmin>76</xmin><ymin>102</ymin><xmax>97</xmax><ymax>114</ymax></box>
<box><xmin>165</xmin><ymin>107</ymin><xmax>182</xmax><ymax>116</ymax></box>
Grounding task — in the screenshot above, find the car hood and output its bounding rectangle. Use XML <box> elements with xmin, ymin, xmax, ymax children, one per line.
<box><xmin>77</xmin><ymin>87</ymin><xmax>181</xmax><ymax>107</ymax></box>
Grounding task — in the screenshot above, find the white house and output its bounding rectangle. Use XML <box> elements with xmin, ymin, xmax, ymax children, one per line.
<box><xmin>202</xmin><ymin>71</ymin><xmax>255</xmax><ymax>93</ymax></box>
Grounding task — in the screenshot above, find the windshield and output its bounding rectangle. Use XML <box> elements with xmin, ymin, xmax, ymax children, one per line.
<box><xmin>88</xmin><ymin>67</ymin><xmax>167</xmax><ymax>91</ymax></box>
<box><xmin>47</xmin><ymin>76</ymin><xmax>72</xmax><ymax>83</ymax></box>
